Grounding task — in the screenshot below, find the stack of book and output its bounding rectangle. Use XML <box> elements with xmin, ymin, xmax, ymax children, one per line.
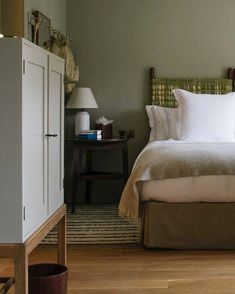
<box><xmin>77</xmin><ymin>130</ymin><xmax>102</xmax><ymax>140</ymax></box>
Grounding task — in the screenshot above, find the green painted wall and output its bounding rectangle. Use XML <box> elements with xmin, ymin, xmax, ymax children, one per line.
<box><xmin>66</xmin><ymin>0</ymin><xmax>235</xmax><ymax>203</ymax></box>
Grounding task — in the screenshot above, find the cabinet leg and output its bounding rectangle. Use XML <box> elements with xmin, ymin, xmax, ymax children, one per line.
<box><xmin>15</xmin><ymin>244</ymin><xmax>28</xmax><ymax>294</ymax></box>
<box><xmin>57</xmin><ymin>214</ymin><xmax>67</xmax><ymax>266</ymax></box>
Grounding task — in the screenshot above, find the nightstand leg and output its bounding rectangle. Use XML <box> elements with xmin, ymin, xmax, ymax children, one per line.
<box><xmin>72</xmin><ymin>169</ymin><xmax>77</xmax><ymax>213</ymax></box>
<box><xmin>86</xmin><ymin>150</ymin><xmax>92</xmax><ymax>204</ymax></box>
<box><xmin>72</xmin><ymin>147</ymin><xmax>80</xmax><ymax>213</ymax></box>
<box><xmin>72</xmin><ymin>178</ymin><xmax>76</xmax><ymax>213</ymax></box>
<box><xmin>122</xmin><ymin>142</ymin><xmax>128</xmax><ymax>184</ymax></box>
<box><xmin>86</xmin><ymin>181</ymin><xmax>91</xmax><ymax>204</ymax></box>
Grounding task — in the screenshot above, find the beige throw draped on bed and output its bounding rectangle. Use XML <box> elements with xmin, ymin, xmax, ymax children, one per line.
<box><xmin>119</xmin><ymin>141</ymin><xmax>235</xmax><ymax>220</ymax></box>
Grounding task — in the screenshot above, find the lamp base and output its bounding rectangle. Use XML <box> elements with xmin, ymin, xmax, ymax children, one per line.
<box><xmin>75</xmin><ymin>111</ymin><xmax>90</xmax><ymax>136</ymax></box>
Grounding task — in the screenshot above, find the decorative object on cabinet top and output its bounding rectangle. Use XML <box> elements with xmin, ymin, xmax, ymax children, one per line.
<box><xmin>30</xmin><ymin>10</ymin><xmax>79</xmax><ymax>94</ymax></box>
<box><xmin>31</xmin><ymin>11</ymin><xmax>51</xmax><ymax>47</ymax></box>
<box><xmin>48</xmin><ymin>29</ymin><xmax>79</xmax><ymax>94</ymax></box>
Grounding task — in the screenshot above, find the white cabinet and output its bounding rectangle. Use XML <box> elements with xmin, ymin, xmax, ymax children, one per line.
<box><xmin>0</xmin><ymin>38</ymin><xmax>64</xmax><ymax>243</ymax></box>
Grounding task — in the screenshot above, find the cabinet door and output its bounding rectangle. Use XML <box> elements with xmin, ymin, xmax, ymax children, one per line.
<box><xmin>22</xmin><ymin>43</ymin><xmax>48</xmax><ymax>238</ymax></box>
<box><xmin>48</xmin><ymin>55</ymin><xmax>64</xmax><ymax>215</ymax></box>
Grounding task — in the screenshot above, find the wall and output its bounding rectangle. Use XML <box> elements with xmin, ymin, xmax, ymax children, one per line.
<box><xmin>24</xmin><ymin>0</ymin><xmax>66</xmax><ymax>39</ymax></box>
<box><xmin>0</xmin><ymin>0</ymin><xmax>1</xmax><ymax>32</ymax></box>
<box><xmin>66</xmin><ymin>0</ymin><xmax>235</xmax><ymax>203</ymax></box>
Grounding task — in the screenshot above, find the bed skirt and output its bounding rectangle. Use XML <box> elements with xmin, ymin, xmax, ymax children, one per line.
<box><xmin>143</xmin><ymin>202</ymin><xmax>235</xmax><ymax>249</ymax></box>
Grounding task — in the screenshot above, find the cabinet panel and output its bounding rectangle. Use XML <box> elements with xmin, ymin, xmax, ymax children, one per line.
<box><xmin>0</xmin><ymin>39</ymin><xmax>23</xmax><ymax>243</ymax></box>
<box><xmin>22</xmin><ymin>44</ymin><xmax>48</xmax><ymax>236</ymax></box>
<box><xmin>48</xmin><ymin>55</ymin><xmax>64</xmax><ymax>215</ymax></box>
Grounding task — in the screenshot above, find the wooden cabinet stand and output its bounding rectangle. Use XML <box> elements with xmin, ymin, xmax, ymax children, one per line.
<box><xmin>0</xmin><ymin>204</ymin><xmax>66</xmax><ymax>294</ymax></box>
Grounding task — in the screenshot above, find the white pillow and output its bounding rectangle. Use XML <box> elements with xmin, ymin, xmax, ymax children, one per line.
<box><xmin>173</xmin><ymin>89</ymin><xmax>235</xmax><ymax>141</ymax></box>
<box><xmin>146</xmin><ymin>105</ymin><xmax>178</xmax><ymax>141</ymax></box>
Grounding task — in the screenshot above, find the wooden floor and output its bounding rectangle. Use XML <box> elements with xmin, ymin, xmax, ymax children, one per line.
<box><xmin>1</xmin><ymin>245</ymin><xmax>235</xmax><ymax>293</ymax></box>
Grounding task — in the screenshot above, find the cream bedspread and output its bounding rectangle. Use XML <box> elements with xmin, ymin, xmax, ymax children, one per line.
<box><xmin>119</xmin><ymin>141</ymin><xmax>235</xmax><ymax>219</ymax></box>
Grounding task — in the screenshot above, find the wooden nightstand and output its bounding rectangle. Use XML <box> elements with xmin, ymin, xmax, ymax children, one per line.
<box><xmin>70</xmin><ymin>138</ymin><xmax>129</xmax><ymax>212</ymax></box>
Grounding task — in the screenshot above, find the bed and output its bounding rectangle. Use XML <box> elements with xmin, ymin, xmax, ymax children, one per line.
<box><xmin>119</xmin><ymin>67</ymin><xmax>235</xmax><ymax>249</ymax></box>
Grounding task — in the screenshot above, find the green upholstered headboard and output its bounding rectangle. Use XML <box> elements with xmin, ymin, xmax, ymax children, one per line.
<box><xmin>150</xmin><ymin>68</ymin><xmax>234</xmax><ymax>108</ymax></box>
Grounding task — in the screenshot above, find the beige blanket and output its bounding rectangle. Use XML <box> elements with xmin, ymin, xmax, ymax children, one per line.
<box><xmin>119</xmin><ymin>141</ymin><xmax>235</xmax><ymax>219</ymax></box>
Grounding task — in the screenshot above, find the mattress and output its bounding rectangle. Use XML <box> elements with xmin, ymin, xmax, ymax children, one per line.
<box><xmin>141</xmin><ymin>175</ymin><xmax>235</xmax><ymax>202</ymax></box>
<box><xmin>119</xmin><ymin>140</ymin><xmax>235</xmax><ymax>219</ymax></box>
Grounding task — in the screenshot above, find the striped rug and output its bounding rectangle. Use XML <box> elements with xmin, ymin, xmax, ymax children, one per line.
<box><xmin>42</xmin><ymin>205</ymin><xmax>140</xmax><ymax>244</ymax></box>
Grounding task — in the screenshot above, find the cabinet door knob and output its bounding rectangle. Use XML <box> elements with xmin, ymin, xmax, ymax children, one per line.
<box><xmin>45</xmin><ymin>134</ymin><xmax>58</xmax><ymax>137</ymax></box>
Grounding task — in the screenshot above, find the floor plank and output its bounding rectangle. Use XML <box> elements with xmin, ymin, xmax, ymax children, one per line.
<box><xmin>1</xmin><ymin>245</ymin><xmax>235</xmax><ymax>293</ymax></box>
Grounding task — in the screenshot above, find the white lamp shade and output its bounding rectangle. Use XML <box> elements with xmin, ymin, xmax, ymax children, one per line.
<box><xmin>66</xmin><ymin>87</ymin><xmax>98</xmax><ymax>109</ymax></box>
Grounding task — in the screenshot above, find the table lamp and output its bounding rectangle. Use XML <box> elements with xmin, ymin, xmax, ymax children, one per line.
<box><xmin>66</xmin><ymin>87</ymin><xmax>98</xmax><ymax>136</ymax></box>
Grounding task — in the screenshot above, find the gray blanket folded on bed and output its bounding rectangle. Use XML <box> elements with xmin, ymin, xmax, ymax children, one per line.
<box><xmin>119</xmin><ymin>141</ymin><xmax>235</xmax><ymax>219</ymax></box>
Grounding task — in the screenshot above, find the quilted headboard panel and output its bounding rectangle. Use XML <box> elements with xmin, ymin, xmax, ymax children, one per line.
<box><xmin>151</xmin><ymin>78</ymin><xmax>233</xmax><ymax>108</ymax></box>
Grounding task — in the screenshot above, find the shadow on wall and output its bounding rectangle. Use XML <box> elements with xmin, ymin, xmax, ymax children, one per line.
<box><xmin>114</xmin><ymin>109</ymin><xmax>149</xmax><ymax>163</ymax></box>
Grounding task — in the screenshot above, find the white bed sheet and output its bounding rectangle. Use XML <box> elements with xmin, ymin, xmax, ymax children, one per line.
<box><xmin>141</xmin><ymin>175</ymin><xmax>235</xmax><ymax>202</ymax></box>
<box><xmin>119</xmin><ymin>139</ymin><xmax>235</xmax><ymax>219</ymax></box>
